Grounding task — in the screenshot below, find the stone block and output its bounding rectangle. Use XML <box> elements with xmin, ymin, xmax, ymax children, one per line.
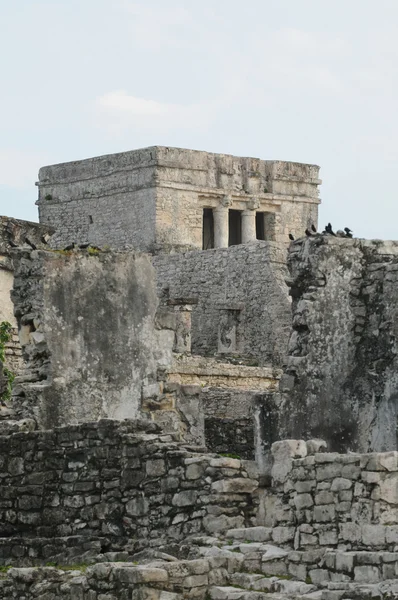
<box><xmin>116</xmin><ymin>567</ymin><xmax>169</xmax><ymax>584</ymax></box>
<box><xmin>308</xmin><ymin>569</ymin><xmax>330</xmax><ymax>586</ymax></box>
<box><xmin>319</xmin><ymin>529</ymin><xmax>338</xmax><ymax>545</ymax></box>
<box><xmin>353</xmin><ymin>565</ymin><xmax>380</xmax><ymax>583</ymax></box>
<box><xmin>300</xmin><ymin>533</ymin><xmax>318</xmax><ymax>545</ymax></box>
<box><xmin>316</xmin><ymin>464</ymin><xmax>342</xmax><ymax>481</ymax></box>
<box><xmin>315</xmin><ymin>491</ymin><xmax>334</xmax><ymax>505</ymax></box>
<box><xmin>146</xmin><ymin>460</ymin><xmax>166</xmax><ymax>477</ymax></box>
<box><xmin>362</xmin><ymin>452</ymin><xmax>398</xmax><ymax>472</ymax></box>
<box><xmin>294</xmin><ymin>493</ymin><xmax>314</xmax><ymax>510</ymax></box>
<box><xmin>330</xmin><ymin>478</ymin><xmax>352</xmax><ymax>492</ymax></box>
<box><xmin>386</xmin><ymin>525</ymin><xmax>398</xmax><ymax>544</ymax></box>
<box><xmin>225</xmin><ymin>527</ymin><xmax>272</xmax><ymax>542</ymax></box>
<box><xmin>295</xmin><ymin>480</ymin><xmax>316</xmax><ymax>493</ymax></box>
<box><xmin>306</xmin><ymin>439</ymin><xmax>327</xmax><ymax>455</ymax></box>
<box><xmin>126</xmin><ymin>496</ymin><xmax>149</xmax><ymax>516</ymax></box>
<box><xmin>271</xmin><ymin>440</ymin><xmax>307</xmax><ymax>484</ymax></box>
<box><xmin>271</xmin><ymin>526</ymin><xmax>295</xmax><ymax>544</ymax></box>
<box><xmin>186</xmin><ymin>463</ymin><xmax>204</xmax><ymax>480</ymax></box>
<box><xmin>313</xmin><ymin>505</ymin><xmax>336</xmax><ymax>522</ymax></box>
<box><xmin>183</xmin><ymin>574</ymin><xmax>208</xmax><ymax>587</ymax></box>
<box><xmin>361</xmin><ymin>525</ymin><xmax>386</xmax><ymax>546</ymax></box>
<box><xmin>335</xmin><ymin>553</ymin><xmax>354</xmax><ymax>573</ymax></box>
<box><xmin>210</xmin><ymin>458</ymin><xmax>241</xmax><ymax>469</ymax></box>
<box><xmin>379</xmin><ymin>474</ymin><xmax>398</xmax><ymax>504</ymax></box>
<box><xmin>172</xmin><ymin>490</ymin><xmax>198</xmax><ymax>506</ymax></box>
<box><xmin>211</xmin><ymin>478</ymin><xmax>257</xmax><ymax>494</ymax></box>
<box><xmin>361</xmin><ymin>471</ymin><xmax>381</xmax><ymax>484</ymax></box>
<box><xmin>203</xmin><ymin>515</ymin><xmax>244</xmax><ymax>534</ymax></box>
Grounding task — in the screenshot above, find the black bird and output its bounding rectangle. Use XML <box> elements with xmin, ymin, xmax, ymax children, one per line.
<box><xmin>325</xmin><ymin>223</ymin><xmax>336</xmax><ymax>236</ymax></box>
<box><xmin>289</xmin><ymin>233</ymin><xmax>295</xmax><ymax>241</ymax></box>
<box><xmin>63</xmin><ymin>243</ymin><xmax>76</xmax><ymax>251</ymax></box>
<box><xmin>305</xmin><ymin>228</ymin><xmax>312</xmax><ymax>237</ymax></box>
<box><xmin>24</xmin><ymin>237</ymin><xmax>37</xmax><ymax>250</ymax></box>
<box><xmin>311</xmin><ymin>224</ymin><xmax>317</xmax><ymax>233</ymax></box>
<box><xmin>344</xmin><ymin>227</ymin><xmax>353</xmax><ymax>238</ymax></box>
<box><xmin>79</xmin><ymin>243</ymin><xmax>90</xmax><ymax>249</ymax></box>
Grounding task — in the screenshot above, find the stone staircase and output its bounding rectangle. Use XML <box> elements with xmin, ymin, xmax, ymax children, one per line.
<box><xmin>3</xmin><ymin>527</ymin><xmax>398</xmax><ymax>598</ymax></box>
<box><xmin>196</xmin><ymin>527</ymin><xmax>398</xmax><ymax>599</ymax></box>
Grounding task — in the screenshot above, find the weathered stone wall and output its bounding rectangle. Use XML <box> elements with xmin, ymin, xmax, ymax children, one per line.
<box><xmin>0</xmin><ymin>419</ymin><xmax>258</xmax><ymax>566</ymax></box>
<box><xmin>267</xmin><ymin>439</ymin><xmax>398</xmax><ymax>552</ymax></box>
<box><xmin>37</xmin><ymin>146</ymin><xmax>321</xmax><ymax>251</ymax></box>
<box><xmin>11</xmin><ymin>249</ymin><xmax>175</xmax><ymax>428</ymax></box>
<box><xmin>264</xmin><ymin>236</ymin><xmax>398</xmax><ymax>454</ymax></box>
<box><xmin>202</xmin><ymin>389</ymin><xmax>257</xmax><ymax>459</ymax></box>
<box><xmin>153</xmin><ymin>242</ymin><xmax>291</xmax><ymax>367</ymax></box>
<box><xmin>0</xmin><ymin>217</ymin><xmax>53</xmax><ymax>378</ymax></box>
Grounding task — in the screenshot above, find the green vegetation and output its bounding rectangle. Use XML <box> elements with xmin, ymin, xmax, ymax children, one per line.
<box><xmin>219</xmin><ymin>452</ymin><xmax>241</xmax><ymax>460</ymax></box>
<box><xmin>0</xmin><ymin>322</ymin><xmax>14</xmax><ymax>402</ymax></box>
<box><xmin>0</xmin><ymin>565</ymin><xmax>11</xmax><ymax>574</ymax></box>
<box><xmin>44</xmin><ymin>194</ymin><xmax>52</xmax><ymax>201</ymax></box>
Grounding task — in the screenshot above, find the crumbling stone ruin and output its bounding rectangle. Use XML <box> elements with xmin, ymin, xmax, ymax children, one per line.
<box><xmin>1</xmin><ymin>146</ymin><xmax>398</xmax><ymax>598</ymax></box>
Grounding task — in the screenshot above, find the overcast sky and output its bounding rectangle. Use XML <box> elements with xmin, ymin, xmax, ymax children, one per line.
<box><xmin>1</xmin><ymin>0</ymin><xmax>397</xmax><ymax>238</ymax></box>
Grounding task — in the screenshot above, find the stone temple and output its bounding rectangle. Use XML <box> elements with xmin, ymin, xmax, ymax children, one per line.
<box><xmin>1</xmin><ymin>146</ymin><xmax>398</xmax><ymax>598</ymax></box>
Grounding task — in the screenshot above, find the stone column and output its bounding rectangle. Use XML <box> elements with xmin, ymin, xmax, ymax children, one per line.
<box><xmin>241</xmin><ymin>197</ymin><xmax>260</xmax><ymax>244</ymax></box>
<box><xmin>213</xmin><ymin>195</ymin><xmax>233</xmax><ymax>248</ymax></box>
<box><xmin>241</xmin><ymin>210</ymin><xmax>257</xmax><ymax>243</ymax></box>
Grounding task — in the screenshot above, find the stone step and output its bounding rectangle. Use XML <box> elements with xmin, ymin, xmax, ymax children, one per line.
<box><xmin>229</xmin><ymin>572</ymin><xmax>317</xmax><ymax>596</ymax></box>
<box><xmin>318</xmin><ymin>550</ymin><xmax>398</xmax><ymax>584</ymax></box>
<box><xmin>209</xmin><ymin>586</ymin><xmax>321</xmax><ymax>600</ymax></box>
<box><xmin>321</xmin><ymin>578</ymin><xmax>398</xmax><ymax>599</ymax></box>
<box><xmin>225</xmin><ymin>527</ymin><xmax>273</xmax><ymax>543</ymax></box>
<box><xmin>209</xmin><ymin>587</ymin><xmax>289</xmax><ymax>600</ymax></box>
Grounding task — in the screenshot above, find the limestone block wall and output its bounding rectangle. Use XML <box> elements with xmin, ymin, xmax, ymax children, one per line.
<box><xmin>0</xmin><ymin>419</ymin><xmax>258</xmax><ymax>565</ymax></box>
<box><xmin>153</xmin><ymin>241</ymin><xmax>291</xmax><ymax>367</ymax></box>
<box><xmin>271</xmin><ymin>236</ymin><xmax>398</xmax><ymax>453</ymax></box>
<box><xmin>37</xmin><ymin>148</ymin><xmax>157</xmax><ymax>251</ymax></box>
<box><xmin>0</xmin><ymin>217</ymin><xmax>54</xmax><ymax>392</ymax></box>
<box><xmin>266</xmin><ymin>439</ymin><xmax>398</xmax><ymax>554</ymax></box>
<box><xmin>11</xmin><ymin>249</ymin><xmax>175</xmax><ymax>429</ymax></box>
<box><xmin>37</xmin><ymin>146</ymin><xmax>321</xmax><ymax>251</ymax></box>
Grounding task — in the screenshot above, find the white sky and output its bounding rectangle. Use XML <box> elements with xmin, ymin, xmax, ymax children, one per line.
<box><xmin>1</xmin><ymin>0</ymin><xmax>397</xmax><ymax>239</ymax></box>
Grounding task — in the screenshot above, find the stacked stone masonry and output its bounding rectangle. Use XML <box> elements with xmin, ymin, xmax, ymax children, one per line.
<box><xmin>256</xmin><ymin>235</ymin><xmax>398</xmax><ymax>456</ymax></box>
<box><xmin>37</xmin><ymin>146</ymin><xmax>321</xmax><ymax>251</ymax></box>
<box><xmin>3</xmin><ymin>437</ymin><xmax>398</xmax><ymax>598</ymax></box>
<box><xmin>0</xmin><ymin>419</ymin><xmax>258</xmax><ymax>567</ymax></box>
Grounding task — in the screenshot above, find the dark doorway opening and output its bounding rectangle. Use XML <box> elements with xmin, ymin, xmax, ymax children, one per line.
<box><xmin>264</xmin><ymin>212</ymin><xmax>276</xmax><ymax>241</ymax></box>
<box><xmin>228</xmin><ymin>210</ymin><xmax>242</xmax><ymax>246</ymax></box>
<box><xmin>256</xmin><ymin>212</ymin><xmax>265</xmax><ymax>240</ymax></box>
<box><xmin>202</xmin><ymin>208</ymin><xmax>214</xmax><ymax>249</ymax></box>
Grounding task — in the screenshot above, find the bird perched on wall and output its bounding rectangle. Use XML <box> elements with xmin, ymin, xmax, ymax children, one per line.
<box><xmin>311</xmin><ymin>224</ymin><xmax>317</xmax><ymax>233</ymax></box>
<box><xmin>305</xmin><ymin>228</ymin><xmax>313</xmax><ymax>237</ymax></box>
<box><xmin>344</xmin><ymin>227</ymin><xmax>353</xmax><ymax>238</ymax></box>
<box><xmin>63</xmin><ymin>243</ymin><xmax>76</xmax><ymax>251</ymax></box>
<box><xmin>289</xmin><ymin>233</ymin><xmax>295</xmax><ymax>241</ymax></box>
<box><xmin>325</xmin><ymin>223</ymin><xmax>336</xmax><ymax>236</ymax></box>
